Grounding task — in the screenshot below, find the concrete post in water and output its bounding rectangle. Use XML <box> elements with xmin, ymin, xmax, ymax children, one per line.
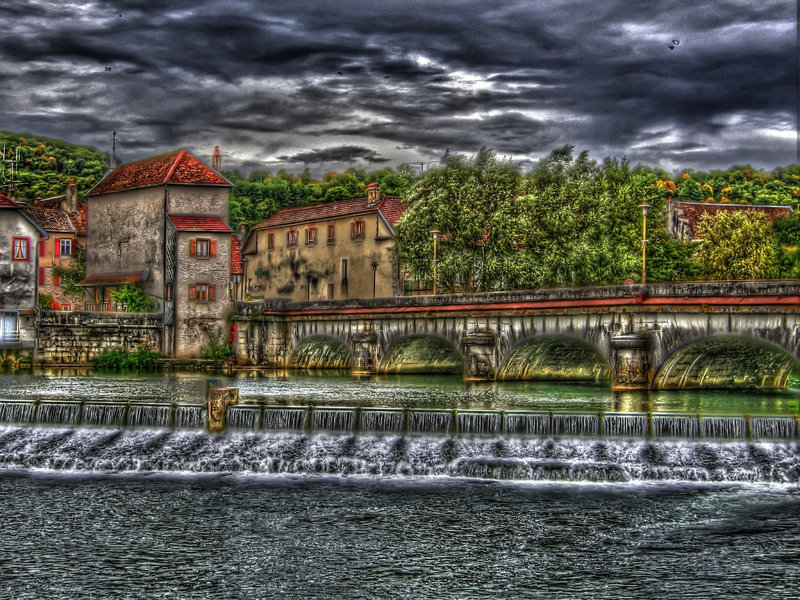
<box><xmin>206</xmin><ymin>383</ymin><xmax>240</xmax><ymax>433</ymax></box>
<box><xmin>610</xmin><ymin>332</ymin><xmax>651</xmax><ymax>390</ymax></box>
<box><xmin>461</xmin><ymin>330</ymin><xmax>497</xmax><ymax>381</ymax></box>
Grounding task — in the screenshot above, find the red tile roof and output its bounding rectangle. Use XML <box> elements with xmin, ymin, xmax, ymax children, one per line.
<box><xmin>168</xmin><ymin>214</ymin><xmax>232</xmax><ymax>232</ymax></box>
<box><xmin>252</xmin><ymin>195</ymin><xmax>405</xmax><ymax>230</ymax></box>
<box><xmin>230</xmin><ymin>235</ymin><xmax>243</xmax><ymax>275</ymax></box>
<box><xmin>0</xmin><ymin>193</ymin><xmax>19</xmax><ymax>208</ymax></box>
<box><xmin>68</xmin><ymin>204</ymin><xmax>88</xmax><ymax>236</ymax></box>
<box><xmin>673</xmin><ymin>202</ymin><xmax>792</xmax><ymax>239</ymax></box>
<box><xmin>88</xmin><ymin>149</ymin><xmax>231</xmax><ymax>196</ymax></box>
<box><xmin>76</xmin><ymin>271</ymin><xmax>148</xmax><ymax>287</ymax></box>
<box><xmin>25</xmin><ymin>205</ymin><xmax>74</xmax><ymax>233</ymax></box>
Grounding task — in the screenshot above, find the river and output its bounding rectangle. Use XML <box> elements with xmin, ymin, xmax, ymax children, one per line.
<box><xmin>0</xmin><ymin>370</ymin><xmax>798</xmax><ymax>599</ymax></box>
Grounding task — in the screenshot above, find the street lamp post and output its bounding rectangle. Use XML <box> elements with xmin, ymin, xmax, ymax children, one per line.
<box><xmin>431</xmin><ymin>230</ymin><xmax>440</xmax><ymax>295</ymax></box>
<box><xmin>639</xmin><ymin>203</ymin><xmax>651</xmax><ymax>285</ymax></box>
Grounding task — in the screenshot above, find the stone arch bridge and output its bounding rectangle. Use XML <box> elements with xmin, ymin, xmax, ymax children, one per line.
<box><xmin>233</xmin><ymin>281</ymin><xmax>800</xmax><ymax>390</ymax></box>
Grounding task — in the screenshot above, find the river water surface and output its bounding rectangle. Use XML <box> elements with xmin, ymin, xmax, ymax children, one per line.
<box><xmin>0</xmin><ymin>370</ymin><xmax>798</xmax><ymax>599</ymax></box>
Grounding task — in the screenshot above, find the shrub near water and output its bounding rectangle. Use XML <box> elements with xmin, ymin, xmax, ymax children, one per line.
<box><xmin>93</xmin><ymin>346</ymin><xmax>161</xmax><ymax>371</ymax></box>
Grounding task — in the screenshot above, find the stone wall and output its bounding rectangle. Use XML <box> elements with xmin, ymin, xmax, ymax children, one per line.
<box><xmin>37</xmin><ymin>311</ymin><xmax>163</xmax><ymax>364</ymax></box>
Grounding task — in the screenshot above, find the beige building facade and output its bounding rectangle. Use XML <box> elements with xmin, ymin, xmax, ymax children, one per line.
<box><xmin>242</xmin><ymin>184</ymin><xmax>405</xmax><ymax>301</ymax></box>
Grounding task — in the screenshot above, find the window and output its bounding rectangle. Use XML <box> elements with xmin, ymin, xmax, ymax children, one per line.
<box><xmin>327</xmin><ymin>283</ymin><xmax>335</xmax><ymax>299</ymax></box>
<box><xmin>11</xmin><ymin>237</ymin><xmax>29</xmax><ymax>262</ymax></box>
<box><xmin>267</xmin><ymin>232</ymin><xmax>275</xmax><ymax>251</ymax></box>
<box><xmin>341</xmin><ymin>258</ymin><xmax>348</xmax><ymax>282</ymax></box>
<box><xmin>305</xmin><ymin>227</ymin><xmax>317</xmax><ymax>245</ymax></box>
<box><xmin>327</xmin><ymin>223</ymin><xmax>335</xmax><ymax>244</ymax></box>
<box><xmin>57</xmin><ymin>238</ymin><xmax>72</xmax><ymax>258</ymax></box>
<box><xmin>351</xmin><ymin>220</ymin><xmax>365</xmax><ymax>241</ymax></box>
<box><xmin>39</xmin><ymin>241</ymin><xmax>46</xmax><ymax>257</ymax></box>
<box><xmin>287</xmin><ymin>230</ymin><xmax>298</xmax><ymax>247</ymax></box>
<box><xmin>164</xmin><ymin>283</ymin><xmax>173</xmax><ymax>302</ymax></box>
<box><xmin>189</xmin><ymin>283</ymin><xmax>216</xmax><ymax>303</ymax></box>
<box><xmin>189</xmin><ymin>238</ymin><xmax>216</xmax><ymax>258</ymax></box>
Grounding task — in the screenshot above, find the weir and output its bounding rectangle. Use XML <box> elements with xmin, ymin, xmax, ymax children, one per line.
<box><xmin>0</xmin><ymin>400</ymin><xmax>796</xmax><ymax>440</ymax></box>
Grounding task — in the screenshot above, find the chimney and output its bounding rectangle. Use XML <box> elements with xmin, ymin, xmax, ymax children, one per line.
<box><xmin>239</xmin><ymin>224</ymin><xmax>246</xmax><ymax>242</ymax></box>
<box><xmin>212</xmin><ymin>146</ymin><xmax>222</xmax><ymax>172</ymax></box>
<box><xmin>64</xmin><ymin>178</ymin><xmax>78</xmax><ymax>213</ymax></box>
<box><xmin>366</xmin><ymin>182</ymin><xmax>381</xmax><ymax>205</ymax></box>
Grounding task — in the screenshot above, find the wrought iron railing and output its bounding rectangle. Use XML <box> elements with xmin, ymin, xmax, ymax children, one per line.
<box><xmin>83</xmin><ymin>302</ymin><xmax>130</xmax><ymax>313</ymax></box>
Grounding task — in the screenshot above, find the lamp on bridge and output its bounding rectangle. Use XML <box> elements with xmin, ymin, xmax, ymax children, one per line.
<box><xmin>431</xmin><ymin>230</ymin><xmax>440</xmax><ymax>295</ymax></box>
<box><xmin>639</xmin><ymin>203</ymin><xmax>651</xmax><ymax>285</ymax></box>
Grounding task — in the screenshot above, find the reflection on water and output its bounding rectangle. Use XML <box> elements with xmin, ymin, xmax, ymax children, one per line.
<box><xmin>0</xmin><ymin>369</ymin><xmax>798</xmax><ymax>415</ymax></box>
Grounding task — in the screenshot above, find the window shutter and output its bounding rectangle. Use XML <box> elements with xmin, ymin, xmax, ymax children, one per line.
<box><xmin>55</xmin><ymin>239</ymin><xmax>60</xmax><ymax>258</ymax></box>
<box><xmin>39</xmin><ymin>268</ymin><xmax>45</xmax><ymax>285</ymax></box>
<box><xmin>54</xmin><ymin>275</ymin><xmax>61</xmax><ymax>287</ymax></box>
<box><xmin>209</xmin><ymin>285</ymin><xmax>216</xmax><ymax>302</ymax></box>
<box><xmin>39</xmin><ymin>242</ymin><xmax>45</xmax><ymax>257</ymax></box>
<box><xmin>210</xmin><ymin>239</ymin><xmax>217</xmax><ymax>258</ymax></box>
<box><xmin>189</xmin><ymin>285</ymin><xmax>196</xmax><ymax>301</ymax></box>
<box><xmin>190</xmin><ymin>239</ymin><xmax>197</xmax><ymax>257</ymax></box>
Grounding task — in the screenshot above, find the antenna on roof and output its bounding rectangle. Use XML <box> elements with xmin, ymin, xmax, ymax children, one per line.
<box><xmin>109</xmin><ymin>130</ymin><xmax>118</xmax><ymax>169</ymax></box>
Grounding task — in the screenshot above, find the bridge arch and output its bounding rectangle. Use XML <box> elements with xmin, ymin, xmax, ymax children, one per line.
<box><xmin>653</xmin><ymin>335</ymin><xmax>799</xmax><ymax>390</ymax></box>
<box><xmin>378</xmin><ymin>334</ymin><xmax>464</xmax><ymax>375</ymax></box>
<box><xmin>290</xmin><ymin>335</ymin><xmax>353</xmax><ymax>370</ymax></box>
<box><xmin>497</xmin><ymin>335</ymin><xmax>611</xmax><ymax>382</ymax></box>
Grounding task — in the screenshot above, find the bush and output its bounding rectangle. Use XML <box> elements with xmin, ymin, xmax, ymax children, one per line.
<box><xmin>38</xmin><ymin>294</ymin><xmax>54</xmax><ymax>310</ymax></box>
<box><xmin>201</xmin><ymin>340</ymin><xmax>235</xmax><ymax>363</ymax></box>
<box><xmin>93</xmin><ymin>345</ymin><xmax>161</xmax><ymax>371</ymax></box>
<box><xmin>111</xmin><ymin>283</ymin><xmax>157</xmax><ymax>313</ymax></box>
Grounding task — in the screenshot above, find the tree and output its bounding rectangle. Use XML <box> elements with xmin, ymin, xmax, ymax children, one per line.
<box><xmin>694</xmin><ymin>210</ymin><xmax>777</xmax><ymax>280</ymax></box>
<box><xmin>393</xmin><ymin>148</ymin><xmax>522</xmax><ymax>292</ymax></box>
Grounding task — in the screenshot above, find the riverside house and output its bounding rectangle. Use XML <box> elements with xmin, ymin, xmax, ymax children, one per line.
<box><xmin>242</xmin><ymin>183</ymin><xmax>405</xmax><ymax>301</ymax></box>
<box><xmin>78</xmin><ymin>148</ymin><xmax>235</xmax><ymax>357</ymax></box>
<box><xmin>0</xmin><ymin>193</ymin><xmax>47</xmax><ymax>350</ymax></box>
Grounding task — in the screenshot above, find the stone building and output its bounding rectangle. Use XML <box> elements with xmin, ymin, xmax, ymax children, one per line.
<box><xmin>242</xmin><ymin>183</ymin><xmax>405</xmax><ymax>301</ymax></box>
<box><xmin>78</xmin><ymin>148</ymin><xmax>234</xmax><ymax>357</ymax></box>
<box><xmin>0</xmin><ymin>193</ymin><xmax>47</xmax><ymax>350</ymax></box>
<box><xmin>25</xmin><ymin>178</ymin><xmax>87</xmax><ymax>310</ymax></box>
<box><xmin>666</xmin><ymin>200</ymin><xmax>792</xmax><ymax>242</ymax></box>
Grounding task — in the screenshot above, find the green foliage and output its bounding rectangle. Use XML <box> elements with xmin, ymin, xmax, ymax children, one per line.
<box><xmin>93</xmin><ymin>345</ymin><xmax>161</xmax><ymax>371</ymax></box>
<box><xmin>38</xmin><ymin>294</ymin><xmax>55</xmax><ymax>310</ymax></box>
<box><xmin>110</xmin><ymin>283</ymin><xmax>157</xmax><ymax>313</ymax></box>
<box><xmin>0</xmin><ymin>350</ymin><xmax>30</xmax><ymax>370</ymax></box>
<box><xmin>201</xmin><ymin>340</ymin><xmax>235</xmax><ymax>363</ymax></box>
<box><xmin>53</xmin><ymin>244</ymin><xmax>86</xmax><ymax>299</ymax></box>
<box><xmin>0</xmin><ymin>131</ymin><xmax>107</xmax><ymax>201</ymax></box>
<box><xmin>694</xmin><ymin>210</ymin><xmax>777</xmax><ymax>280</ymax></box>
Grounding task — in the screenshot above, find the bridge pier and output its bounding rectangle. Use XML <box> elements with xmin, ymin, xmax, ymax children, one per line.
<box><xmin>610</xmin><ymin>332</ymin><xmax>651</xmax><ymax>390</ymax></box>
<box><xmin>351</xmin><ymin>331</ymin><xmax>379</xmax><ymax>375</ymax></box>
<box><xmin>461</xmin><ymin>331</ymin><xmax>497</xmax><ymax>381</ymax></box>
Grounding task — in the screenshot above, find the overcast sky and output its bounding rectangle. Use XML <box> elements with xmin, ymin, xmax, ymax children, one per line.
<box><xmin>1</xmin><ymin>0</ymin><xmax>796</xmax><ymax>177</ymax></box>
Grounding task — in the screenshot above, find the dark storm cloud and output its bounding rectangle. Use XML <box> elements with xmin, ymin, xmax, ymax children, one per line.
<box><xmin>279</xmin><ymin>146</ymin><xmax>390</xmax><ymax>164</ymax></box>
<box><xmin>0</xmin><ymin>0</ymin><xmax>794</xmax><ymax>175</ymax></box>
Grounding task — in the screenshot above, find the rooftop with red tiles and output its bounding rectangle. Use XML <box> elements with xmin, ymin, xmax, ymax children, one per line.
<box><xmin>88</xmin><ymin>149</ymin><xmax>231</xmax><ymax>196</ymax></box>
<box><xmin>25</xmin><ymin>204</ymin><xmax>75</xmax><ymax>233</ymax></box>
<box><xmin>68</xmin><ymin>204</ymin><xmax>88</xmax><ymax>236</ymax></box>
<box><xmin>672</xmin><ymin>201</ymin><xmax>792</xmax><ymax>239</ymax></box>
<box><xmin>252</xmin><ymin>195</ymin><xmax>405</xmax><ymax>230</ymax></box>
<box><xmin>0</xmin><ymin>193</ymin><xmax>19</xmax><ymax>208</ymax></box>
<box><xmin>168</xmin><ymin>214</ymin><xmax>232</xmax><ymax>232</ymax></box>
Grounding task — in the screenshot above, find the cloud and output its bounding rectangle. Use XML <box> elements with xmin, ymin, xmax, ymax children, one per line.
<box><xmin>0</xmin><ymin>0</ymin><xmax>794</xmax><ymax>176</ymax></box>
<box><xmin>278</xmin><ymin>145</ymin><xmax>390</xmax><ymax>164</ymax></box>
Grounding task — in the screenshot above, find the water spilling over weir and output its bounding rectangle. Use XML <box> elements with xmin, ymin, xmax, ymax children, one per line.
<box><xmin>0</xmin><ymin>400</ymin><xmax>797</xmax><ymax>483</ymax></box>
